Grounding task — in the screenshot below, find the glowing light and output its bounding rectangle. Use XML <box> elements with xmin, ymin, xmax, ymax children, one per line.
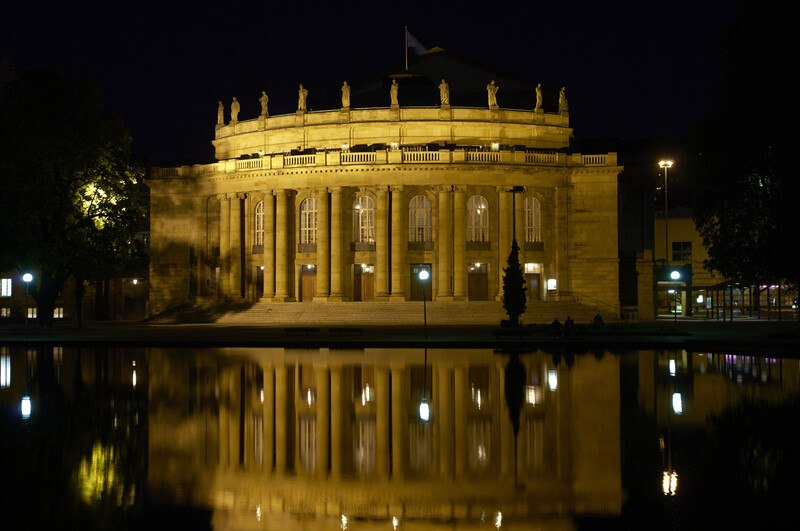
<box><xmin>662</xmin><ymin>470</ymin><xmax>678</xmax><ymax>496</ymax></box>
<box><xmin>21</xmin><ymin>395</ymin><xmax>32</xmax><ymax>419</ymax></box>
<box><xmin>490</xmin><ymin>142</ymin><xmax>500</xmax><ymax>151</ymax></box>
<box><xmin>672</xmin><ymin>392</ymin><xmax>683</xmax><ymax>414</ymax></box>
<box><xmin>1</xmin><ymin>355</ymin><xmax>10</xmax><ymax>388</ymax></box>
<box><xmin>361</xmin><ymin>384</ymin><xmax>373</xmax><ymax>406</ymax></box>
<box><xmin>306</xmin><ymin>388</ymin><xmax>313</xmax><ymax>407</ymax></box>
<box><xmin>419</xmin><ymin>398</ymin><xmax>430</xmax><ymax>422</ymax></box>
<box><xmin>669</xmin><ymin>359</ymin><xmax>676</xmax><ymax>376</ymax></box>
<box><xmin>495</xmin><ymin>511</ymin><xmax>503</xmax><ymax>528</ymax></box>
<box><xmin>259</xmin><ymin>266</ymin><xmax>265</xmax><ymax>271</ymax></box>
<box><xmin>341</xmin><ymin>514</ymin><xmax>348</xmax><ymax>530</ymax></box>
<box><xmin>256</xmin><ymin>504</ymin><xmax>262</xmax><ymax>522</ymax></box>
<box><xmin>418</xmin><ymin>269</ymin><xmax>429</xmax><ymax>281</ymax></box>
<box><xmin>525</xmin><ymin>385</ymin><xmax>542</xmax><ymax>405</ymax></box>
<box><xmin>696</xmin><ymin>294</ymin><xmax>704</xmax><ymax>303</ymax></box>
<box><xmin>658</xmin><ymin>160</ymin><xmax>674</xmax><ymax>169</ymax></box>
<box><xmin>392</xmin><ymin>515</ymin><xmax>400</xmax><ymax>529</ymax></box>
<box><xmin>22</xmin><ymin>273</ymin><xmax>33</xmax><ymax>283</ymax></box>
<box><xmin>547</xmin><ymin>278</ymin><xmax>557</xmax><ymax>291</ymax></box>
<box><xmin>132</xmin><ymin>369</ymin><xmax>137</xmax><ymax>388</ymax></box>
<box><xmin>132</xmin><ymin>278</ymin><xmax>138</xmax><ymax>285</ymax></box>
<box><xmin>260</xmin><ymin>389</ymin><xmax>265</xmax><ymax>403</ymax></box>
<box><xmin>670</xmin><ymin>270</ymin><xmax>681</xmax><ymax>280</ymax></box>
<box><xmin>548</xmin><ymin>369</ymin><xmax>558</xmax><ymax>391</ymax></box>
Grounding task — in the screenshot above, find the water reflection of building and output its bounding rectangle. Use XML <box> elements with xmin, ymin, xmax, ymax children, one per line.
<box><xmin>148</xmin><ymin>348</ymin><xmax>622</xmax><ymax>529</ymax></box>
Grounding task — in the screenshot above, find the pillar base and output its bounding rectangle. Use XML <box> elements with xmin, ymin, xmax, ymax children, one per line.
<box><xmin>390</xmin><ymin>293</ymin><xmax>407</xmax><ymax>302</ymax></box>
<box><xmin>312</xmin><ymin>296</ymin><xmax>331</xmax><ymax>302</ymax></box>
<box><xmin>436</xmin><ymin>295</ymin><xmax>455</xmax><ymax>302</ymax></box>
<box><xmin>327</xmin><ymin>294</ymin><xmax>344</xmax><ymax>302</ymax></box>
<box><xmin>270</xmin><ymin>296</ymin><xmax>295</xmax><ymax>303</ymax></box>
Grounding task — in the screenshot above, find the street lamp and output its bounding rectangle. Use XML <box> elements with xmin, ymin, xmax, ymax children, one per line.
<box><xmin>418</xmin><ymin>268</ymin><xmax>430</xmax><ymax>422</ymax></box>
<box><xmin>22</xmin><ymin>273</ymin><xmax>33</xmax><ymax>334</ymax></box>
<box><xmin>658</xmin><ymin>160</ymin><xmax>674</xmax><ymax>267</ymax></box>
<box><xmin>670</xmin><ymin>270</ymin><xmax>681</xmax><ymax>322</ymax></box>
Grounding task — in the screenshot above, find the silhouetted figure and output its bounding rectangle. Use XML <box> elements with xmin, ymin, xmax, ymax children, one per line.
<box><xmin>564</xmin><ymin>316</ymin><xmax>575</xmax><ymax>336</ymax></box>
<box><xmin>592</xmin><ymin>313</ymin><xmax>605</xmax><ymax>330</ymax></box>
<box><xmin>550</xmin><ymin>318</ymin><xmax>562</xmax><ymax>337</ymax></box>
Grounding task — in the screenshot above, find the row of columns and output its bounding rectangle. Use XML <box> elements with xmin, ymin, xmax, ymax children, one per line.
<box><xmin>211</xmin><ymin>186</ymin><xmax>527</xmax><ymax>301</ymax></box>
<box><xmin>217</xmin><ymin>361</ymin><xmax>532</xmax><ymax>482</ymax></box>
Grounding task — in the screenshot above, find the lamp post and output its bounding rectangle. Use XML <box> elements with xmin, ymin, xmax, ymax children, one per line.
<box><xmin>658</xmin><ymin>160</ymin><xmax>674</xmax><ymax>267</ymax></box>
<box><xmin>418</xmin><ymin>268</ymin><xmax>430</xmax><ymax>422</ymax></box>
<box><xmin>22</xmin><ymin>273</ymin><xmax>33</xmax><ymax>334</ymax></box>
<box><xmin>670</xmin><ymin>270</ymin><xmax>681</xmax><ymax>322</ymax></box>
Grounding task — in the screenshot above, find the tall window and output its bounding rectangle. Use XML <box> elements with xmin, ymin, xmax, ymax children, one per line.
<box><xmin>408</xmin><ymin>195</ymin><xmax>432</xmax><ymax>242</ymax></box>
<box><xmin>353</xmin><ymin>196</ymin><xmax>375</xmax><ymax>243</ymax></box>
<box><xmin>300</xmin><ymin>197</ymin><xmax>318</xmax><ymax>244</ymax></box>
<box><xmin>524</xmin><ymin>196</ymin><xmax>542</xmax><ymax>242</ymax></box>
<box><xmin>672</xmin><ymin>241</ymin><xmax>692</xmax><ymax>262</ymax></box>
<box><xmin>254</xmin><ymin>201</ymin><xmax>264</xmax><ymax>246</ymax></box>
<box><xmin>467</xmin><ymin>195</ymin><xmax>489</xmax><ymax>242</ymax></box>
<box><xmin>1</xmin><ymin>278</ymin><xmax>10</xmax><ymax>297</ymax></box>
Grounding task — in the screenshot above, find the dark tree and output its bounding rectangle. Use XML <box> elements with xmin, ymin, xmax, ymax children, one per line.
<box><xmin>502</xmin><ymin>239</ymin><xmax>527</xmax><ymax>326</ymax></box>
<box><xmin>0</xmin><ymin>69</ymin><xmax>147</xmax><ymax>326</ymax></box>
<box><xmin>689</xmin><ymin>0</ymin><xmax>800</xmax><ymax>304</ymax></box>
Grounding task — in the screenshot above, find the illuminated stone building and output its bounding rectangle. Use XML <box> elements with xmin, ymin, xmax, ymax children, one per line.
<box><xmin>147</xmin><ymin>53</ymin><xmax>622</xmax><ymax>320</ymax></box>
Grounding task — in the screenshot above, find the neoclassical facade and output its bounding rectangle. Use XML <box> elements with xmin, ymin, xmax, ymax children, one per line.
<box><xmin>148</xmin><ymin>95</ymin><xmax>621</xmax><ymax>316</ymax></box>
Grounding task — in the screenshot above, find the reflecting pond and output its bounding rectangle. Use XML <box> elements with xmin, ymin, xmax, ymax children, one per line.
<box><xmin>1</xmin><ymin>345</ymin><xmax>798</xmax><ymax>530</ymax></box>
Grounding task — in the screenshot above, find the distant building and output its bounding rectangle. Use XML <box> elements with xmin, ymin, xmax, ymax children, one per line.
<box><xmin>147</xmin><ymin>51</ymin><xmax>622</xmax><ymax>320</ymax></box>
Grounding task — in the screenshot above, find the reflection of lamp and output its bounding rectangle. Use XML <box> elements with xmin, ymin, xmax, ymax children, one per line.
<box><xmin>21</xmin><ymin>395</ymin><xmax>32</xmax><ymax>419</ymax></box>
<box><xmin>547</xmin><ymin>369</ymin><xmax>558</xmax><ymax>391</ymax></box>
<box><xmin>418</xmin><ymin>268</ymin><xmax>430</xmax><ymax>421</ymax></box>
<box><xmin>662</xmin><ymin>470</ymin><xmax>678</xmax><ymax>496</ymax></box>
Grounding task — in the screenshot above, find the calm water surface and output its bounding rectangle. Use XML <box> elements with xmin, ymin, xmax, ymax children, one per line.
<box><xmin>1</xmin><ymin>345</ymin><xmax>798</xmax><ymax>530</ymax></box>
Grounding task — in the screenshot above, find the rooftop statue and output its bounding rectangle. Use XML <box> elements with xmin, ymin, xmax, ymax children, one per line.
<box><xmin>534</xmin><ymin>83</ymin><xmax>542</xmax><ymax>112</ymax></box>
<box><xmin>230</xmin><ymin>97</ymin><xmax>240</xmax><ymax>123</ymax></box>
<box><xmin>390</xmin><ymin>79</ymin><xmax>399</xmax><ymax>106</ymax></box>
<box><xmin>259</xmin><ymin>91</ymin><xmax>269</xmax><ymax>117</ymax></box>
<box><xmin>216</xmin><ymin>100</ymin><xmax>224</xmax><ymax>127</ymax></box>
<box><xmin>487</xmin><ymin>80</ymin><xmax>499</xmax><ymax>108</ymax></box>
<box><xmin>341</xmin><ymin>81</ymin><xmax>350</xmax><ymax>109</ymax></box>
<box><xmin>439</xmin><ymin>79</ymin><xmax>450</xmax><ymax>106</ymax></box>
<box><xmin>297</xmin><ymin>84</ymin><xmax>308</xmax><ymax>112</ymax></box>
<box><xmin>558</xmin><ymin>86</ymin><xmax>568</xmax><ymax>113</ymax></box>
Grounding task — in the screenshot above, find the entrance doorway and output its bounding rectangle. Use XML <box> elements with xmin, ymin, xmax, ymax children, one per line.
<box><xmin>468</xmin><ymin>263</ymin><xmax>489</xmax><ymax>300</ymax></box>
<box><xmin>255</xmin><ymin>266</ymin><xmax>264</xmax><ymax>299</ymax></box>
<box><xmin>354</xmin><ymin>264</ymin><xmax>375</xmax><ymax>301</ymax></box>
<box><xmin>300</xmin><ymin>264</ymin><xmax>316</xmax><ymax>302</ymax></box>
<box><xmin>525</xmin><ymin>274</ymin><xmax>541</xmax><ymax>300</ymax></box>
<box><xmin>410</xmin><ymin>264</ymin><xmax>432</xmax><ymax>301</ymax></box>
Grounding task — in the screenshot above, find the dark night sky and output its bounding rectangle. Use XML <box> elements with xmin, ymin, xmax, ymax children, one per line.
<box><xmin>1</xmin><ymin>0</ymin><xmax>737</xmax><ymax>165</ymax></box>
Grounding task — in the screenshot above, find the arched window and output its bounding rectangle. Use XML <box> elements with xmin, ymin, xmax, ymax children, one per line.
<box><xmin>254</xmin><ymin>200</ymin><xmax>264</xmax><ymax>246</ymax></box>
<box><xmin>353</xmin><ymin>196</ymin><xmax>375</xmax><ymax>243</ymax></box>
<box><xmin>408</xmin><ymin>195</ymin><xmax>432</xmax><ymax>242</ymax></box>
<box><xmin>524</xmin><ymin>196</ymin><xmax>541</xmax><ymax>242</ymax></box>
<box><xmin>467</xmin><ymin>195</ymin><xmax>489</xmax><ymax>242</ymax></box>
<box><xmin>300</xmin><ymin>197</ymin><xmax>318</xmax><ymax>244</ymax></box>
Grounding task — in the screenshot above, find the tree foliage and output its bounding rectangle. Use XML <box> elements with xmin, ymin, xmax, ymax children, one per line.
<box><xmin>502</xmin><ymin>239</ymin><xmax>527</xmax><ymax>326</ymax></box>
<box><xmin>0</xmin><ymin>69</ymin><xmax>147</xmax><ymax>326</ymax></box>
<box><xmin>689</xmin><ymin>0</ymin><xmax>800</xmax><ymax>291</ymax></box>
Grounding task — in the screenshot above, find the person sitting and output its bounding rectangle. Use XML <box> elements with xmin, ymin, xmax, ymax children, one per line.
<box><xmin>550</xmin><ymin>318</ymin><xmax>562</xmax><ymax>337</ymax></box>
<box><xmin>592</xmin><ymin>313</ymin><xmax>605</xmax><ymax>330</ymax></box>
<box><xmin>564</xmin><ymin>316</ymin><xmax>575</xmax><ymax>336</ymax></box>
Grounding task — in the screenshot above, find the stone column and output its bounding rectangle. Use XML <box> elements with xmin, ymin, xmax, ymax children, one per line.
<box><xmin>261</xmin><ymin>363</ymin><xmax>275</xmax><ymax>474</ymax></box>
<box><xmin>514</xmin><ymin>189</ymin><xmax>525</xmax><ymax>246</ymax></box>
<box><xmin>275</xmin><ymin>364</ymin><xmax>288</xmax><ymax>474</ymax></box>
<box><xmin>314</xmin><ymin>188</ymin><xmax>330</xmax><ymax>300</ymax></box>
<box><xmin>315</xmin><ymin>365</ymin><xmax>329</xmax><ymax>478</ymax></box>
<box><xmin>329</xmin><ymin>187</ymin><xmax>344</xmax><ymax>300</ymax></box>
<box><xmin>230</xmin><ymin>194</ymin><xmax>242</xmax><ymax>298</ymax></box>
<box><xmin>376</xmin><ymin>366</ymin><xmax>390</xmax><ymax>479</ymax></box>
<box><xmin>496</xmin><ymin>359</ymin><xmax>514</xmax><ymax>477</ymax></box>
<box><xmin>437</xmin><ymin>363</ymin><xmax>454</xmax><ymax>478</ymax></box>
<box><xmin>376</xmin><ymin>186</ymin><xmax>390</xmax><ymax>299</ymax></box>
<box><xmin>436</xmin><ymin>186</ymin><xmax>453</xmax><ymax>300</ymax></box>
<box><xmin>391</xmin><ymin>364</ymin><xmax>405</xmax><ymax>480</ymax></box>
<box><xmin>453</xmin><ymin>186</ymin><xmax>467</xmax><ymax>300</ymax></box>
<box><xmin>219</xmin><ymin>195</ymin><xmax>231</xmax><ymax>297</ymax></box>
<box><xmin>330</xmin><ymin>365</ymin><xmax>343</xmax><ymax>479</ymax></box>
<box><xmin>275</xmin><ymin>190</ymin><xmax>290</xmax><ymax>301</ymax></box>
<box><xmin>453</xmin><ymin>364</ymin><xmax>468</xmax><ymax>479</ymax></box>
<box><xmin>262</xmin><ymin>191</ymin><xmax>275</xmax><ymax>300</ymax></box>
<box><xmin>218</xmin><ymin>366</ymin><xmax>231</xmax><ymax>468</ymax></box>
<box><xmin>496</xmin><ymin>188</ymin><xmax>511</xmax><ymax>300</ymax></box>
<box><xmin>390</xmin><ymin>185</ymin><xmax>406</xmax><ymax>300</ymax></box>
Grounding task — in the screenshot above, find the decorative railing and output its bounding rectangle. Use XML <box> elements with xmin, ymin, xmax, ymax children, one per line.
<box><xmin>236</xmin><ymin>159</ymin><xmax>263</xmax><ymax>170</ymax></box>
<box><xmin>285</xmin><ymin>154</ymin><xmax>317</xmax><ymax>167</ymax></box>
<box><xmin>525</xmin><ymin>153</ymin><xmax>558</xmax><ymax>164</ymax></box>
<box><xmin>403</xmin><ymin>151</ymin><xmax>440</xmax><ymax>163</ymax></box>
<box><xmin>582</xmin><ymin>154</ymin><xmax>608</xmax><ymax>165</ymax></box>
<box><xmin>341</xmin><ymin>152</ymin><xmax>376</xmax><ymax>164</ymax></box>
<box><xmin>466</xmin><ymin>152</ymin><xmax>501</xmax><ymax>163</ymax></box>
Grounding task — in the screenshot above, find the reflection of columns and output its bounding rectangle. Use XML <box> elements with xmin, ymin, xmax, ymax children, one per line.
<box><xmin>275</xmin><ymin>191</ymin><xmax>289</xmax><ymax>301</ymax></box>
<box><xmin>497</xmin><ymin>359</ymin><xmax>514</xmax><ymax>477</ymax></box>
<box><xmin>315</xmin><ymin>188</ymin><xmax>330</xmax><ymax>300</ymax></box>
<box><xmin>315</xmin><ymin>366</ymin><xmax>329</xmax><ymax>478</ymax></box>
<box><xmin>497</xmin><ymin>189</ymin><xmax>511</xmax><ymax>300</ymax></box>
<box><xmin>219</xmin><ymin>196</ymin><xmax>231</xmax><ymax>296</ymax></box>
<box><xmin>453</xmin><ymin>364</ymin><xmax>468</xmax><ymax>478</ymax></box>
<box><xmin>330</xmin><ymin>365</ymin><xmax>343</xmax><ymax>479</ymax></box>
<box><xmin>376</xmin><ymin>187</ymin><xmax>390</xmax><ymax>299</ymax></box>
<box><xmin>437</xmin><ymin>186</ymin><xmax>453</xmax><ymax>300</ymax></box>
<box><xmin>262</xmin><ymin>191</ymin><xmax>275</xmax><ymax>299</ymax></box>
<box><xmin>453</xmin><ymin>186</ymin><xmax>467</xmax><ymax>300</ymax></box>
<box><xmin>390</xmin><ymin>185</ymin><xmax>406</xmax><ymax>300</ymax></box>
<box><xmin>329</xmin><ymin>187</ymin><xmax>343</xmax><ymax>300</ymax></box>
<box><xmin>437</xmin><ymin>364</ymin><xmax>454</xmax><ymax>478</ymax></box>
<box><xmin>275</xmin><ymin>365</ymin><xmax>288</xmax><ymax>474</ymax></box>
<box><xmin>390</xmin><ymin>365</ymin><xmax>405</xmax><ymax>480</ymax></box>
<box><xmin>376</xmin><ymin>366</ymin><xmax>390</xmax><ymax>479</ymax></box>
<box><xmin>228</xmin><ymin>365</ymin><xmax>241</xmax><ymax>468</ymax></box>
<box><xmin>230</xmin><ymin>194</ymin><xmax>242</xmax><ymax>298</ymax></box>
<box><xmin>219</xmin><ymin>366</ymin><xmax>231</xmax><ymax>468</ymax></box>
<box><xmin>262</xmin><ymin>364</ymin><xmax>274</xmax><ymax>475</ymax></box>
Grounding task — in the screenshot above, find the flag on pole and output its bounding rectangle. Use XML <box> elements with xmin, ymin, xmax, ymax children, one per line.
<box><xmin>405</xmin><ymin>27</ymin><xmax>428</xmax><ymax>70</ymax></box>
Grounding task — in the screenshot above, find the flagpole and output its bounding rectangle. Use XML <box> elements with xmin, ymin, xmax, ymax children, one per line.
<box><xmin>404</xmin><ymin>26</ymin><xmax>408</xmax><ymax>71</ymax></box>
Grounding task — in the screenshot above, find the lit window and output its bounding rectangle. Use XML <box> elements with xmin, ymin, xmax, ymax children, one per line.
<box><xmin>467</xmin><ymin>195</ymin><xmax>489</xmax><ymax>242</ymax></box>
<box><xmin>0</xmin><ymin>308</ymin><xmax>10</xmax><ymax>318</ymax></box>
<box><xmin>53</xmin><ymin>307</ymin><xmax>64</xmax><ymax>319</ymax></box>
<box><xmin>300</xmin><ymin>197</ymin><xmax>318</xmax><ymax>244</ymax></box>
<box><xmin>353</xmin><ymin>196</ymin><xmax>375</xmax><ymax>243</ymax></box>
<box><xmin>408</xmin><ymin>195</ymin><xmax>432</xmax><ymax>242</ymax></box>
<box><xmin>27</xmin><ymin>307</ymin><xmax>37</xmax><ymax>318</ymax></box>
<box><xmin>524</xmin><ymin>196</ymin><xmax>542</xmax><ymax>243</ymax></box>
<box><xmin>254</xmin><ymin>200</ymin><xmax>264</xmax><ymax>246</ymax></box>
<box><xmin>1</xmin><ymin>278</ymin><xmax>11</xmax><ymax>297</ymax></box>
